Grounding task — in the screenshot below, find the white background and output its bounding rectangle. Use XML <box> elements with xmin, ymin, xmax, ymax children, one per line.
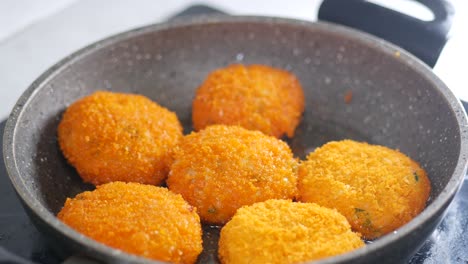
<box><xmin>0</xmin><ymin>0</ymin><xmax>466</xmax><ymax>120</ymax></box>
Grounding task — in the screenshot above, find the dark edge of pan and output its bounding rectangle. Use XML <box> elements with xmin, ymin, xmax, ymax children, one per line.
<box><xmin>3</xmin><ymin>15</ymin><xmax>468</xmax><ymax>264</ymax></box>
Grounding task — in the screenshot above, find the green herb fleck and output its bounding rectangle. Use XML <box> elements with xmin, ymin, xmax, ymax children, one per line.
<box><xmin>355</xmin><ymin>208</ymin><xmax>365</xmax><ymax>213</ymax></box>
<box><xmin>207</xmin><ymin>207</ymin><xmax>217</xmax><ymax>214</ymax></box>
<box><xmin>363</xmin><ymin>218</ymin><xmax>372</xmax><ymax>228</ymax></box>
<box><xmin>355</xmin><ymin>208</ymin><xmax>376</xmax><ymax>232</ymax></box>
<box><xmin>413</xmin><ymin>172</ymin><xmax>419</xmax><ymax>182</ymax></box>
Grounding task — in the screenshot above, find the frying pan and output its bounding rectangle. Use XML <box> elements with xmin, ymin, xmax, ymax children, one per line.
<box><xmin>3</xmin><ymin>2</ymin><xmax>468</xmax><ymax>264</ymax></box>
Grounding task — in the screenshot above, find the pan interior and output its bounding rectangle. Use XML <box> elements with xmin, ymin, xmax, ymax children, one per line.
<box><xmin>10</xmin><ymin>21</ymin><xmax>461</xmax><ymax>262</ymax></box>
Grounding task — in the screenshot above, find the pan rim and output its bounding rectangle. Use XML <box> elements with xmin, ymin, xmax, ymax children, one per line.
<box><xmin>3</xmin><ymin>14</ymin><xmax>468</xmax><ymax>264</ymax></box>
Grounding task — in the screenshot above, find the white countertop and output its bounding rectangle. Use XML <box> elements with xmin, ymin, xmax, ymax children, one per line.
<box><xmin>0</xmin><ymin>0</ymin><xmax>466</xmax><ymax>120</ymax></box>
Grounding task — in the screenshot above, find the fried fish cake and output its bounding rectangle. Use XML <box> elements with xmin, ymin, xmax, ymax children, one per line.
<box><xmin>58</xmin><ymin>91</ymin><xmax>183</xmax><ymax>185</ymax></box>
<box><xmin>297</xmin><ymin>140</ymin><xmax>431</xmax><ymax>239</ymax></box>
<box><xmin>167</xmin><ymin>125</ymin><xmax>298</xmax><ymax>224</ymax></box>
<box><xmin>218</xmin><ymin>199</ymin><xmax>364</xmax><ymax>264</ymax></box>
<box><xmin>192</xmin><ymin>64</ymin><xmax>305</xmax><ymax>138</ymax></box>
<box><xmin>58</xmin><ymin>182</ymin><xmax>203</xmax><ymax>263</ymax></box>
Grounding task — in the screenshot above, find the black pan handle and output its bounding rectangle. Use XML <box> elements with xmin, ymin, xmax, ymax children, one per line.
<box><xmin>318</xmin><ymin>0</ymin><xmax>454</xmax><ymax>68</ymax></box>
<box><xmin>168</xmin><ymin>4</ymin><xmax>227</xmax><ymax>20</ymax></box>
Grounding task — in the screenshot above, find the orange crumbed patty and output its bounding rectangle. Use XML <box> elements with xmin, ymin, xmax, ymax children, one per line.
<box><xmin>57</xmin><ymin>91</ymin><xmax>183</xmax><ymax>185</ymax></box>
<box><xmin>166</xmin><ymin>125</ymin><xmax>298</xmax><ymax>224</ymax></box>
<box><xmin>58</xmin><ymin>182</ymin><xmax>203</xmax><ymax>264</ymax></box>
<box><xmin>192</xmin><ymin>64</ymin><xmax>305</xmax><ymax>138</ymax></box>
<box><xmin>298</xmin><ymin>140</ymin><xmax>431</xmax><ymax>239</ymax></box>
<box><xmin>218</xmin><ymin>199</ymin><xmax>364</xmax><ymax>264</ymax></box>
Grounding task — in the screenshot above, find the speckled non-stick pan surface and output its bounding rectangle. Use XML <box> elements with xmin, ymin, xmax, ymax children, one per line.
<box><xmin>3</xmin><ymin>16</ymin><xmax>468</xmax><ymax>264</ymax></box>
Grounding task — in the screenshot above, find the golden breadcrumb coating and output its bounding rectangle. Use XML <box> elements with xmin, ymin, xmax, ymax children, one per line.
<box><xmin>58</xmin><ymin>91</ymin><xmax>183</xmax><ymax>185</ymax></box>
<box><xmin>192</xmin><ymin>64</ymin><xmax>305</xmax><ymax>138</ymax></box>
<box><xmin>218</xmin><ymin>199</ymin><xmax>364</xmax><ymax>264</ymax></box>
<box><xmin>57</xmin><ymin>182</ymin><xmax>202</xmax><ymax>264</ymax></box>
<box><xmin>167</xmin><ymin>125</ymin><xmax>298</xmax><ymax>224</ymax></box>
<box><xmin>298</xmin><ymin>140</ymin><xmax>431</xmax><ymax>239</ymax></box>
